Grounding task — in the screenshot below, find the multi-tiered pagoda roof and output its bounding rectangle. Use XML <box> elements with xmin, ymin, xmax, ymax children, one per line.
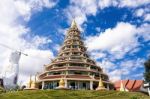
<box><xmin>38</xmin><ymin>20</ymin><xmax>111</xmax><ymax>90</ymax></box>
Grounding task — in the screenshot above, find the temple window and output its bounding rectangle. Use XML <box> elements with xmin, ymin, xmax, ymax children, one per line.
<box><xmin>72</xmin><ymin>45</ymin><xmax>78</xmax><ymax>48</ymax></box>
<box><xmin>90</xmin><ymin>66</ymin><xmax>97</xmax><ymax>70</ymax></box>
<box><xmin>68</xmin><ymin>71</ymin><xmax>88</xmax><ymax>75</ymax></box>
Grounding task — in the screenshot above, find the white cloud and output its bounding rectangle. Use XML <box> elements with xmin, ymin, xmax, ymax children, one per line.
<box><xmin>119</xmin><ymin>58</ymin><xmax>145</xmax><ymax>80</ymax></box>
<box><xmin>144</xmin><ymin>13</ymin><xmax>150</xmax><ymax>21</ymax></box>
<box><xmin>119</xmin><ymin>0</ymin><xmax>150</xmax><ymax>8</ymax></box>
<box><xmin>65</xmin><ymin>0</ymin><xmax>98</xmax><ymax>31</ymax></box>
<box><xmin>0</xmin><ymin>0</ymin><xmax>57</xmax><ymax>85</ymax></box>
<box><xmin>65</xmin><ymin>6</ymin><xmax>87</xmax><ymax>31</ymax></box>
<box><xmin>98</xmin><ymin>58</ymin><xmax>145</xmax><ymax>82</ymax></box>
<box><xmin>134</xmin><ymin>7</ymin><xmax>150</xmax><ymax>22</ymax></box>
<box><xmin>70</xmin><ymin>0</ymin><xmax>97</xmax><ymax>16</ymax></box>
<box><xmin>23</xmin><ymin>35</ymin><xmax>52</xmax><ymax>49</ymax></box>
<box><xmin>53</xmin><ymin>44</ymin><xmax>61</xmax><ymax>51</ymax></box>
<box><xmin>135</xmin><ymin>9</ymin><xmax>145</xmax><ymax>17</ymax></box>
<box><xmin>95</xmin><ymin>27</ymin><xmax>101</xmax><ymax>32</ymax></box>
<box><xmin>120</xmin><ymin>58</ymin><xmax>144</xmax><ymax>71</ymax></box>
<box><xmin>98</xmin><ymin>0</ymin><xmax>118</xmax><ymax>9</ymax></box>
<box><xmin>58</xmin><ymin>28</ymin><xmax>68</xmax><ymax>36</ymax></box>
<box><xmin>14</xmin><ymin>0</ymin><xmax>58</xmax><ymax>21</ymax></box>
<box><xmin>137</xmin><ymin>23</ymin><xmax>150</xmax><ymax>41</ymax></box>
<box><xmin>64</xmin><ymin>0</ymin><xmax>149</xmax><ymax>33</ymax></box>
<box><xmin>97</xmin><ymin>60</ymin><xmax>115</xmax><ymax>71</ymax></box>
<box><xmin>85</xmin><ymin>22</ymin><xmax>149</xmax><ymax>81</ymax></box>
<box><xmin>97</xmin><ymin>60</ymin><xmax>120</xmax><ymax>81</ymax></box>
<box><xmin>91</xmin><ymin>51</ymin><xmax>106</xmax><ymax>60</ymax></box>
<box><xmin>86</xmin><ymin>22</ymin><xmax>137</xmax><ymax>53</ymax></box>
<box><xmin>19</xmin><ymin>49</ymin><xmax>54</xmax><ymax>84</ymax></box>
<box><xmin>109</xmin><ymin>69</ymin><xmax>122</xmax><ymax>82</ymax></box>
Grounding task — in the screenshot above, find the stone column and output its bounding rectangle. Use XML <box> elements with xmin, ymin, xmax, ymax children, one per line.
<box><xmin>42</xmin><ymin>81</ymin><xmax>45</xmax><ymax>90</ymax></box>
<box><xmin>90</xmin><ymin>81</ymin><xmax>93</xmax><ymax>90</ymax></box>
<box><xmin>78</xmin><ymin>81</ymin><xmax>79</xmax><ymax>90</ymax></box>
<box><xmin>107</xmin><ymin>83</ymin><xmax>110</xmax><ymax>90</ymax></box>
<box><xmin>148</xmin><ymin>87</ymin><xmax>150</xmax><ymax>96</ymax></box>
<box><xmin>65</xmin><ymin>79</ymin><xmax>68</xmax><ymax>88</ymax></box>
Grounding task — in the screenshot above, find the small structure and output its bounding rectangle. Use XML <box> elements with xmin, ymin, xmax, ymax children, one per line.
<box><xmin>119</xmin><ymin>80</ymin><xmax>128</xmax><ymax>92</ymax></box>
<box><xmin>24</xmin><ymin>75</ymin><xmax>38</xmax><ymax>90</ymax></box>
<box><xmin>114</xmin><ymin>80</ymin><xmax>143</xmax><ymax>92</ymax></box>
<box><xmin>144</xmin><ymin>82</ymin><xmax>150</xmax><ymax>96</ymax></box>
<box><xmin>55</xmin><ymin>78</ymin><xmax>69</xmax><ymax>90</ymax></box>
<box><xmin>96</xmin><ymin>78</ymin><xmax>107</xmax><ymax>90</ymax></box>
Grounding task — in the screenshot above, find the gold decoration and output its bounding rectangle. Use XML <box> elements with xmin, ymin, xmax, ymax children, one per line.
<box><xmin>71</xmin><ymin>19</ymin><xmax>77</xmax><ymax>28</ymax></box>
<box><xmin>59</xmin><ymin>78</ymin><xmax>65</xmax><ymax>88</ymax></box>
<box><xmin>98</xmin><ymin>77</ymin><xmax>104</xmax><ymax>87</ymax></box>
<box><xmin>27</xmin><ymin>75</ymin><xmax>33</xmax><ymax>88</ymax></box>
<box><xmin>27</xmin><ymin>75</ymin><xmax>37</xmax><ymax>89</ymax></box>
<box><xmin>120</xmin><ymin>80</ymin><xmax>128</xmax><ymax>92</ymax></box>
<box><xmin>96</xmin><ymin>77</ymin><xmax>106</xmax><ymax>90</ymax></box>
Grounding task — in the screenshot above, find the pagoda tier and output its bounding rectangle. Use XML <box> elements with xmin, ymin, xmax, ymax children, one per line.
<box><xmin>37</xmin><ymin>20</ymin><xmax>111</xmax><ymax>90</ymax></box>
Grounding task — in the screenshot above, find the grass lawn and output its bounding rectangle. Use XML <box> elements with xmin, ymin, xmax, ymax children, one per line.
<box><xmin>0</xmin><ymin>90</ymin><xmax>149</xmax><ymax>99</ymax></box>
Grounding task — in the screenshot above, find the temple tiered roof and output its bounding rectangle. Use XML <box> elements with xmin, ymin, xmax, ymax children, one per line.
<box><xmin>38</xmin><ymin>20</ymin><xmax>111</xmax><ymax>90</ymax></box>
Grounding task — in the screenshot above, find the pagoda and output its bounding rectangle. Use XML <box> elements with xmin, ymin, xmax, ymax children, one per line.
<box><xmin>37</xmin><ymin>20</ymin><xmax>111</xmax><ymax>90</ymax></box>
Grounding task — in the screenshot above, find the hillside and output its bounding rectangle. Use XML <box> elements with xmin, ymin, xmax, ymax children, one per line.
<box><xmin>0</xmin><ymin>90</ymin><xmax>149</xmax><ymax>99</ymax></box>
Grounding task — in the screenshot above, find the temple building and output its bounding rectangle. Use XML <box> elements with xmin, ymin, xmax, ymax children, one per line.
<box><xmin>114</xmin><ymin>80</ymin><xmax>144</xmax><ymax>92</ymax></box>
<box><xmin>37</xmin><ymin>20</ymin><xmax>112</xmax><ymax>90</ymax></box>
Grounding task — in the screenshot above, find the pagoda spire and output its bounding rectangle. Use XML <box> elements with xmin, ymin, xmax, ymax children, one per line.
<box><xmin>96</xmin><ymin>77</ymin><xmax>107</xmax><ymax>90</ymax></box>
<box><xmin>120</xmin><ymin>80</ymin><xmax>128</xmax><ymax>92</ymax></box>
<box><xmin>71</xmin><ymin>19</ymin><xmax>77</xmax><ymax>28</ymax></box>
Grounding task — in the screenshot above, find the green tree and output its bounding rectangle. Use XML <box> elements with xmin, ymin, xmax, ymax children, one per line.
<box><xmin>144</xmin><ymin>58</ymin><xmax>150</xmax><ymax>82</ymax></box>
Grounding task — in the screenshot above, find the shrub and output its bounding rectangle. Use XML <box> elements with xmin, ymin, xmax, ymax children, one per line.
<box><xmin>0</xmin><ymin>86</ymin><xmax>5</xmax><ymax>94</ymax></box>
<box><xmin>130</xmin><ymin>96</ymin><xmax>139</xmax><ymax>99</ymax></box>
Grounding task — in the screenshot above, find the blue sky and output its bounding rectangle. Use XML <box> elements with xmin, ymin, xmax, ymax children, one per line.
<box><xmin>0</xmin><ymin>0</ymin><xmax>150</xmax><ymax>83</ymax></box>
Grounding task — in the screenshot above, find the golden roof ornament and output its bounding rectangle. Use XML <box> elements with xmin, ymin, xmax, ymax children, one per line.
<box><xmin>24</xmin><ymin>75</ymin><xmax>38</xmax><ymax>90</ymax></box>
<box><xmin>55</xmin><ymin>77</ymin><xmax>69</xmax><ymax>89</ymax></box>
<box><xmin>120</xmin><ymin>80</ymin><xmax>128</xmax><ymax>92</ymax></box>
<box><xmin>28</xmin><ymin>75</ymin><xmax>33</xmax><ymax>88</ymax></box>
<box><xmin>59</xmin><ymin>78</ymin><xmax>65</xmax><ymax>87</ymax></box>
<box><xmin>71</xmin><ymin>19</ymin><xmax>77</xmax><ymax>28</ymax></box>
<box><xmin>98</xmin><ymin>77</ymin><xmax>104</xmax><ymax>87</ymax></box>
<box><xmin>25</xmin><ymin>75</ymin><xmax>37</xmax><ymax>89</ymax></box>
<box><xmin>96</xmin><ymin>77</ymin><xmax>107</xmax><ymax>90</ymax></box>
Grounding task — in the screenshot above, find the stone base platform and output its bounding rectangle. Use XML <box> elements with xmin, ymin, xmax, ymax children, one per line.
<box><xmin>24</xmin><ymin>88</ymin><xmax>39</xmax><ymax>90</ymax></box>
<box><xmin>55</xmin><ymin>86</ymin><xmax>70</xmax><ymax>90</ymax></box>
<box><xmin>96</xmin><ymin>87</ymin><xmax>107</xmax><ymax>91</ymax></box>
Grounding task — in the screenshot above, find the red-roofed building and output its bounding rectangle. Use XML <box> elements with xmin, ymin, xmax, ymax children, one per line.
<box><xmin>114</xmin><ymin>80</ymin><xmax>144</xmax><ymax>92</ymax></box>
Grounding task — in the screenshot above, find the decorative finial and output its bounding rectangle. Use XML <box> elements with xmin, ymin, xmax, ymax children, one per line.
<box><xmin>98</xmin><ymin>77</ymin><xmax>104</xmax><ymax>87</ymax></box>
<box><xmin>29</xmin><ymin>75</ymin><xmax>32</xmax><ymax>88</ymax></box>
<box><xmin>120</xmin><ymin>80</ymin><xmax>128</xmax><ymax>92</ymax></box>
<box><xmin>71</xmin><ymin>19</ymin><xmax>77</xmax><ymax>28</ymax></box>
<box><xmin>55</xmin><ymin>77</ymin><xmax>69</xmax><ymax>89</ymax></box>
<box><xmin>59</xmin><ymin>78</ymin><xmax>65</xmax><ymax>87</ymax></box>
<box><xmin>24</xmin><ymin>74</ymin><xmax>38</xmax><ymax>90</ymax></box>
<box><xmin>96</xmin><ymin>77</ymin><xmax>107</xmax><ymax>90</ymax></box>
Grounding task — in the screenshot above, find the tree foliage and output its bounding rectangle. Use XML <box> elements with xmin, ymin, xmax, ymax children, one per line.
<box><xmin>144</xmin><ymin>58</ymin><xmax>150</xmax><ymax>82</ymax></box>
